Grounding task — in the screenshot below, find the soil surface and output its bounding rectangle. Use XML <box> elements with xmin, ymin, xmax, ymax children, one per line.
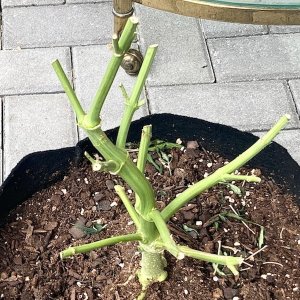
<box><xmin>0</xmin><ymin>141</ymin><xmax>300</xmax><ymax>300</ymax></box>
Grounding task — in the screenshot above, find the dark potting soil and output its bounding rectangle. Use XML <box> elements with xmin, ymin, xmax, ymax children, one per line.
<box><xmin>0</xmin><ymin>142</ymin><xmax>299</xmax><ymax>300</ymax></box>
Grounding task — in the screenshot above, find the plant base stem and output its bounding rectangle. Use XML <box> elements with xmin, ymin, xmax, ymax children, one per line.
<box><xmin>137</xmin><ymin>248</ymin><xmax>168</xmax><ymax>288</ymax></box>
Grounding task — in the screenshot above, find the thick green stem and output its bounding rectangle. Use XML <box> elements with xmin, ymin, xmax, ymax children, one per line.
<box><xmin>84</xmin><ymin>17</ymin><xmax>139</xmax><ymax>128</ymax></box>
<box><xmin>60</xmin><ymin>233</ymin><xmax>142</xmax><ymax>259</ymax></box>
<box><xmin>116</xmin><ymin>45</ymin><xmax>158</xmax><ymax>148</ymax></box>
<box><xmin>52</xmin><ymin>60</ymin><xmax>85</xmax><ymax>122</ymax></box>
<box><xmin>178</xmin><ymin>245</ymin><xmax>243</xmax><ymax>276</ymax></box>
<box><xmin>137</xmin><ymin>250</ymin><xmax>167</xmax><ymax>287</ymax></box>
<box><xmin>161</xmin><ymin>114</ymin><xmax>290</xmax><ymax>221</ymax></box>
<box><xmin>135</xmin><ymin>125</ymin><xmax>152</xmax><ymax>214</ymax></box>
<box><xmin>115</xmin><ymin>185</ymin><xmax>141</xmax><ymax>229</ymax></box>
<box><xmin>86</xmin><ymin>127</ymin><xmax>156</xmax><ymax>215</ymax></box>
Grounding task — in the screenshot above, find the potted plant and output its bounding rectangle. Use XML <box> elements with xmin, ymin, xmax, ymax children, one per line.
<box><xmin>1</xmin><ymin>17</ymin><xmax>299</xmax><ymax>299</ymax></box>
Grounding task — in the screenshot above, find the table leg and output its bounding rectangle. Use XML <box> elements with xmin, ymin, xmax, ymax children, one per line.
<box><xmin>113</xmin><ymin>0</ymin><xmax>143</xmax><ymax>76</ymax></box>
<box><xmin>113</xmin><ymin>0</ymin><xmax>134</xmax><ymax>36</ymax></box>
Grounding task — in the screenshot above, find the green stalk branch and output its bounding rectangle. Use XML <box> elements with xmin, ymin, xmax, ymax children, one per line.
<box><xmin>137</xmin><ymin>125</ymin><xmax>152</xmax><ymax>173</ymax></box>
<box><xmin>84</xmin><ymin>17</ymin><xmax>139</xmax><ymax>128</ymax></box>
<box><xmin>116</xmin><ymin>45</ymin><xmax>158</xmax><ymax>148</ymax></box>
<box><xmin>161</xmin><ymin>114</ymin><xmax>290</xmax><ymax>221</ymax></box>
<box><xmin>60</xmin><ymin>233</ymin><xmax>142</xmax><ymax>259</ymax></box>
<box><xmin>149</xmin><ymin>210</ymin><xmax>184</xmax><ymax>259</ymax></box>
<box><xmin>52</xmin><ymin>60</ymin><xmax>85</xmax><ymax>122</ymax></box>
<box><xmin>178</xmin><ymin>246</ymin><xmax>243</xmax><ymax>276</ymax></box>
<box><xmin>221</xmin><ymin>174</ymin><xmax>261</xmax><ymax>183</ymax></box>
<box><xmin>135</xmin><ymin>125</ymin><xmax>152</xmax><ymax>215</ymax></box>
<box><xmin>115</xmin><ymin>185</ymin><xmax>141</xmax><ymax>229</ymax></box>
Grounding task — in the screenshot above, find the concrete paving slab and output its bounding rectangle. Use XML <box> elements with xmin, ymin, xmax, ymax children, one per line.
<box><xmin>269</xmin><ymin>26</ymin><xmax>300</xmax><ymax>34</ymax></box>
<box><xmin>208</xmin><ymin>34</ymin><xmax>300</xmax><ymax>82</ymax></box>
<box><xmin>253</xmin><ymin>130</ymin><xmax>300</xmax><ymax>165</ymax></box>
<box><xmin>147</xmin><ymin>80</ymin><xmax>299</xmax><ymax>131</ymax></box>
<box><xmin>200</xmin><ymin>20</ymin><xmax>268</xmax><ymax>39</ymax></box>
<box><xmin>135</xmin><ymin>4</ymin><xmax>215</xmax><ymax>86</ymax></box>
<box><xmin>288</xmin><ymin>79</ymin><xmax>300</xmax><ymax>113</ymax></box>
<box><xmin>2</xmin><ymin>0</ymin><xmax>64</xmax><ymax>7</ymax></box>
<box><xmin>3</xmin><ymin>93</ymin><xmax>78</xmax><ymax>178</ymax></box>
<box><xmin>67</xmin><ymin>0</ymin><xmax>109</xmax><ymax>3</ymax></box>
<box><xmin>0</xmin><ymin>47</ymin><xmax>71</xmax><ymax>95</ymax></box>
<box><xmin>2</xmin><ymin>3</ymin><xmax>112</xmax><ymax>49</ymax></box>
<box><xmin>72</xmin><ymin>45</ymin><xmax>148</xmax><ymax>138</ymax></box>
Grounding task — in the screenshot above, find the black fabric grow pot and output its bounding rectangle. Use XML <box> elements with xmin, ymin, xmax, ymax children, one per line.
<box><xmin>0</xmin><ymin>113</ymin><xmax>299</xmax><ymax>224</ymax></box>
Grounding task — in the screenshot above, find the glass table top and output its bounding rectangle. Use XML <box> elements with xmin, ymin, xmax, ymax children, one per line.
<box><xmin>135</xmin><ymin>0</ymin><xmax>300</xmax><ymax>24</ymax></box>
<box><xmin>202</xmin><ymin>0</ymin><xmax>300</xmax><ymax>9</ymax></box>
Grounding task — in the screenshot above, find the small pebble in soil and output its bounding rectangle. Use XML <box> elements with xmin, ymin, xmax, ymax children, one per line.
<box><xmin>98</xmin><ymin>200</ymin><xmax>111</xmax><ymax>211</ymax></box>
<box><xmin>94</xmin><ymin>192</ymin><xmax>104</xmax><ymax>201</ymax></box>
<box><xmin>105</xmin><ymin>180</ymin><xmax>115</xmax><ymax>190</ymax></box>
<box><xmin>176</xmin><ymin>138</ymin><xmax>182</xmax><ymax>144</ymax></box>
<box><xmin>184</xmin><ymin>289</ymin><xmax>189</xmax><ymax>295</ymax></box>
<box><xmin>213</xmin><ymin>276</ymin><xmax>219</xmax><ymax>282</ymax></box>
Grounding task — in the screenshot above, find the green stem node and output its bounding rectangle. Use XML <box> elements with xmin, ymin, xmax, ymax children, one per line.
<box><xmin>149</xmin><ymin>209</ymin><xmax>184</xmax><ymax>259</ymax></box>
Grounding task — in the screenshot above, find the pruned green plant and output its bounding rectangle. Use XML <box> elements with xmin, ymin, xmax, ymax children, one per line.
<box><xmin>52</xmin><ymin>17</ymin><xmax>290</xmax><ymax>299</ymax></box>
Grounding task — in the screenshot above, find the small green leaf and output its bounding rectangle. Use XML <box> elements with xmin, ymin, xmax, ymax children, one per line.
<box><xmin>77</xmin><ymin>223</ymin><xmax>107</xmax><ymax>235</ymax></box>
<box><xmin>148</xmin><ymin>139</ymin><xmax>181</xmax><ymax>152</ymax></box>
<box><xmin>182</xmin><ymin>224</ymin><xmax>199</xmax><ymax>236</ymax></box>
<box><xmin>159</xmin><ymin>150</ymin><xmax>170</xmax><ymax>163</ymax></box>
<box><xmin>227</xmin><ymin>183</ymin><xmax>242</xmax><ymax>196</ymax></box>
<box><xmin>219</xmin><ymin>214</ymin><xmax>227</xmax><ymax>222</ymax></box>
<box><xmin>147</xmin><ymin>153</ymin><xmax>163</xmax><ymax>174</ymax></box>
<box><xmin>213</xmin><ymin>221</ymin><xmax>220</xmax><ymax>230</ymax></box>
